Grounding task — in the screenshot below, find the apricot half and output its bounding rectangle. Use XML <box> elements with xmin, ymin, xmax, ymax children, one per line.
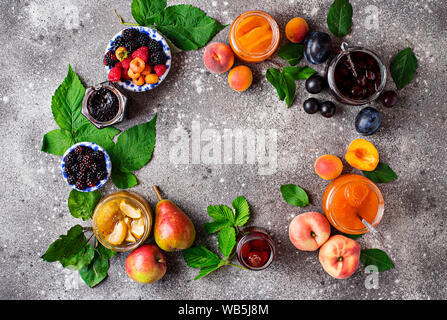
<box><xmin>345</xmin><ymin>139</ymin><xmax>379</xmax><ymax>171</ymax></box>
<box><xmin>314</xmin><ymin>154</ymin><xmax>343</xmax><ymax>180</ymax></box>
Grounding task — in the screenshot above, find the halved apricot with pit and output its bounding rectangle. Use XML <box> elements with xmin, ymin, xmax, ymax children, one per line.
<box><xmin>345</xmin><ymin>138</ymin><xmax>379</xmax><ymax>171</ymax></box>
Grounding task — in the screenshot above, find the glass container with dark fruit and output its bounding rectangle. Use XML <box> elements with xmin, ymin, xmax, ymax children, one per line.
<box><xmin>326</xmin><ymin>43</ymin><xmax>387</xmax><ymax>106</ymax></box>
<box><xmin>236</xmin><ymin>227</ymin><xmax>275</xmax><ymax>270</ymax></box>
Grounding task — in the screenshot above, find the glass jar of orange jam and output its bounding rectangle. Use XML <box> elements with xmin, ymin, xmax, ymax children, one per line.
<box><xmin>322</xmin><ymin>174</ymin><xmax>384</xmax><ymax>235</ymax></box>
<box><xmin>229</xmin><ymin>10</ymin><xmax>280</xmax><ymax>62</ymax></box>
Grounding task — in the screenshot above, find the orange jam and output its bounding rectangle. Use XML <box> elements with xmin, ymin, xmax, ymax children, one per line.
<box><xmin>322</xmin><ymin>174</ymin><xmax>384</xmax><ymax>234</ymax></box>
<box><xmin>229</xmin><ymin>11</ymin><xmax>280</xmax><ymax>62</ymax></box>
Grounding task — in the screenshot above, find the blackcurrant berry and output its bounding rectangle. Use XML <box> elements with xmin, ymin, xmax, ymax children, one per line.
<box><xmin>303</xmin><ymin>98</ymin><xmax>320</xmax><ymax>114</ymax></box>
<box><xmin>320</xmin><ymin>101</ymin><xmax>336</xmax><ymax>118</ymax></box>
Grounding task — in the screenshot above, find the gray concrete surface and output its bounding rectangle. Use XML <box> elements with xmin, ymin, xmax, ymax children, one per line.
<box><xmin>0</xmin><ymin>0</ymin><xmax>446</xmax><ymax>300</ymax></box>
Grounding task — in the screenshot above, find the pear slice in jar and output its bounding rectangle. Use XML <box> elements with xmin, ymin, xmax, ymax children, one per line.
<box><xmin>105</xmin><ymin>220</ymin><xmax>128</xmax><ymax>245</ymax></box>
<box><xmin>125</xmin><ymin>230</ymin><xmax>137</xmax><ymax>243</ymax></box>
<box><xmin>119</xmin><ymin>200</ymin><xmax>142</xmax><ymax>219</ymax></box>
<box><xmin>130</xmin><ymin>218</ymin><xmax>145</xmax><ymax>239</ymax></box>
<box><xmin>96</xmin><ymin>200</ymin><xmax>123</xmax><ymax>236</ymax></box>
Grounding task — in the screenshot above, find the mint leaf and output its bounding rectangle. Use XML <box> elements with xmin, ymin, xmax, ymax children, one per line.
<box><xmin>280</xmin><ymin>184</ymin><xmax>309</xmax><ymax>207</ymax></box>
<box><xmin>131</xmin><ymin>0</ymin><xmax>166</xmax><ymax>26</ymax></box>
<box><xmin>68</xmin><ymin>190</ymin><xmax>101</xmax><ymax>221</ymax></box>
<box><xmin>362</xmin><ymin>162</ymin><xmax>398</xmax><ymax>183</ymax></box>
<box><xmin>183</xmin><ymin>246</ymin><xmax>222</xmax><ymax>268</ymax></box>
<box><xmin>232</xmin><ymin>196</ymin><xmax>250</xmax><ymax>226</ymax></box>
<box><xmin>390</xmin><ymin>47</ymin><xmax>418</xmax><ymax>90</ymax></box>
<box><xmin>153</xmin><ymin>4</ymin><xmax>226</xmax><ymax>51</ymax></box>
<box><xmin>41</xmin><ymin>225</ymin><xmax>87</xmax><ymax>263</ymax></box>
<box><xmin>327</xmin><ymin>0</ymin><xmax>353</xmax><ymax>37</ymax></box>
<box><xmin>266</xmin><ymin>68</ymin><xmax>286</xmax><ymax>101</ymax></box>
<box><xmin>111</xmin><ymin>169</ymin><xmax>138</xmax><ymax>189</ymax></box>
<box><xmin>79</xmin><ymin>243</ymin><xmax>116</xmax><ymax>288</ymax></box>
<box><xmin>60</xmin><ymin>243</ymin><xmax>95</xmax><ymax>270</ymax></box>
<box><xmin>278</xmin><ymin>43</ymin><xmax>304</xmax><ymax>66</ymax></box>
<box><xmin>360</xmin><ymin>248</ymin><xmax>394</xmax><ymax>272</ymax></box>
<box><xmin>204</xmin><ymin>220</ymin><xmax>232</xmax><ymax>234</ymax></box>
<box><xmin>207</xmin><ymin>205</ymin><xmax>235</xmax><ymax>225</ymax></box>
<box><xmin>218</xmin><ymin>227</ymin><xmax>236</xmax><ymax>258</ymax></box>
<box><xmin>111</xmin><ymin>114</ymin><xmax>157</xmax><ymax>173</ymax></box>
<box><xmin>283</xmin><ymin>66</ymin><xmax>316</xmax><ymax>80</ymax></box>
<box><xmin>41</xmin><ymin>129</ymin><xmax>75</xmax><ymax>155</ymax></box>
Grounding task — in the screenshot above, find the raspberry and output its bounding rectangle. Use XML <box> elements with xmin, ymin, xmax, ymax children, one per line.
<box><xmin>121</xmin><ymin>56</ymin><xmax>132</xmax><ymax>70</ymax></box>
<box><xmin>150</xmin><ymin>51</ymin><xmax>167</xmax><ymax>65</ymax></box>
<box><xmin>122</xmin><ymin>68</ymin><xmax>131</xmax><ymax>81</ymax></box>
<box><xmin>104</xmin><ymin>51</ymin><xmax>118</xmax><ymax>67</ymax></box>
<box><xmin>154</xmin><ymin>64</ymin><xmax>167</xmax><ymax>77</ymax></box>
<box><xmin>147</xmin><ymin>38</ymin><xmax>162</xmax><ymax>53</ymax></box>
<box><xmin>108</xmin><ymin>64</ymin><xmax>122</xmax><ymax>82</ymax></box>
<box><xmin>132</xmin><ymin>47</ymin><xmax>149</xmax><ymax>63</ymax></box>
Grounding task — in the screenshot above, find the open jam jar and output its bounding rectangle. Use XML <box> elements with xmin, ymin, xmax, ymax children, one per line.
<box><xmin>82</xmin><ymin>82</ymin><xmax>128</xmax><ymax>129</ymax></box>
<box><xmin>236</xmin><ymin>227</ymin><xmax>276</xmax><ymax>270</ymax></box>
<box><xmin>326</xmin><ymin>43</ymin><xmax>387</xmax><ymax>106</ymax></box>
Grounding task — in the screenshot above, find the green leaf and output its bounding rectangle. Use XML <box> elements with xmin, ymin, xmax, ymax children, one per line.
<box><xmin>327</xmin><ymin>0</ymin><xmax>353</xmax><ymax>37</ymax></box>
<box><xmin>342</xmin><ymin>233</ymin><xmax>363</xmax><ymax>239</ymax></box>
<box><xmin>41</xmin><ymin>225</ymin><xmax>87</xmax><ymax>263</ymax></box>
<box><xmin>390</xmin><ymin>47</ymin><xmax>418</xmax><ymax>90</ymax></box>
<box><xmin>360</xmin><ymin>248</ymin><xmax>394</xmax><ymax>272</ymax></box>
<box><xmin>204</xmin><ymin>220</ymin><xmax>232</xmax><ymax>234</ymax></box>
<box><xmin>131</xmin><ymin>0</ymin><xmax>166</xmax><ymax>26</ymax></box>
<box><xmin>207</xmin><ymin>205</ymin><xmax>235</xmax><ymax>225</ymax></box>
<box><xmin>362</xmin><ymin>162</ymin><xmax>398</xmax><ymax>183</ymax></box>
<box><xmin>110</xmin><ymin>114</ymin><xmax>157</xmax><ymax>173</ymax></box>
<box><xmin>68</xmin><ymin>190</ymin><xmax>102</xmax><ymax>221</ymax></box>
<box><xmin>218</xmin><ymin>227</ymin><xmax>236</xmax><ymax>258</ymax></box>
<box><xmin>41</xmin><ymin>129</ymin><xmax>75</xmax><ymax>155</ymax></box>
<box><xmin>60</xmin><ymin>244</ymin><xmax>95</xmax><ymax>270</ymax></box>
<box><xmin>283</xmin><ymin>66</ymin><xmax>316</xmax><ymax>80</ymax></box>
<box><xmin>266</xmin><ymin>68</ymin><xmax>286</xmax><ymax>101</ymax></box>
<box><xmin>111</xmin><ymin>169</ymin><xmax>138</xmax><ymax>189</ymax></box>
<box><xmin>182</xmin><ymin>246</ymin><xmax>222</xmax><ymax>268</ymax></box>
<box><xmin>280</xmin><ymin>184</ymin><xmax>309</xmax><ymax>207</ymax></box>
<box><xmin>153</xmin><ymin>4</ymin><xmax>227</xmax><ymax>51</ymax></box>
<box><xmin>283</xmin><ymin>72</ymin><xmax>296</xmax><ymax>108</ymax></box>
<box><xmin>278</xmin><ymin>43</ymin><xmax>304</xmax><ymax>66</ymax></box>
<box><xmin>74</xmin><ymin>124</ymin><xmax>119</xmax><ymax>154</ymax></box>
<box><xmin>232</xmin><ymin>196</ymin><xmax>250</xmax><ymax>226</ymax></box>
<box><xmin>79</xmin><ymin>243</ymin><xmax>116</xmax><ymax>288</ymax></box>
<box><xmin>194</xmin><ymin>261</ymin><xmax>226</xmax><ymax>280</ymax></box>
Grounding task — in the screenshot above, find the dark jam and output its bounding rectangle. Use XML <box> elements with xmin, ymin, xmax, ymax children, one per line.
<box><xmin>334</xmin><ymin>52</ymin><xmax>381</xmax><ymax>101</ymax></box>
<box><xmin>236</xmin><ymin>227</ymin><xmax>275</xmax><ymax>270</ymax></box>
<box><xmin>87</xmin><ymin>88</ymin><xmax>119</xmax><ymax>122</ymax></box>
<box><xmin>241</xmin><ymin>239</ymin><xmax>271</xmax><ymax>268</ymax></box>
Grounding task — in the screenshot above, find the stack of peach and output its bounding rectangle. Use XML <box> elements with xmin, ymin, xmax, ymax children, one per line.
<box><xmin>289</xmin><ymin>138</ymin><xmax>380</xmax><ymax>279</ymax></box>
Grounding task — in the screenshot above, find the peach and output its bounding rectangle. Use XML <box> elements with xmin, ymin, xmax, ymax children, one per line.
<box><xmin>285</xmin><ymin>17</ymin><xmax>309</xmax><ymax>43</ymax></box>
<box><xmin>228</xmin><ymin>65</ymin><xmax>253</xmax><ymax>92</ymax></box>
<box><xmin>203</xmin><ymin>42</ymin><xmax>234</xmax><ymax>74</ymax></box>
<box><xmin>289</xmin><ymin>212</ymin><xmax>331</xmax><ymax>251</ymax></box>
<box><xmin>314</xmin><ymin>154</ymin><xmax>343</xmax><ymax>180</ymax></box>
<box><xmin>345</xmin><ymin>138</ymin><xmax>379</xmax><ymax>171</ymax></box>
<box><xmin>318</xmin><ymin>235</ymin><xmax>360</xmax><ymax>279</ymax></box>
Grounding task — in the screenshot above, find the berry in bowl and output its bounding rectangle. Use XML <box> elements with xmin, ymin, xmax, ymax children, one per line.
<box><xmin>104</xmin><ymin>27</ymin><xmax>171</xmax><ymax>92</ymax></box>
<box><xmin>61</xmin><ymin>142</ymin><xmax>112</xmax><ymax>192</ymax></box>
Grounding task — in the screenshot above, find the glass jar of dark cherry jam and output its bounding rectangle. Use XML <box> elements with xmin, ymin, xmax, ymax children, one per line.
<box><xmin>236</xmin><ymin>227</ymin><xmax>276</xmax><ymax>271</ymax></box>
<box><xmin>82</xmin><ymin>82</ymin><xmax>128</xmax><ymax>129</ymax></box>
<box><xmin>326</xmin><ymin>42</ymin><xmax>387</xmax><ymax>106</ymax></box>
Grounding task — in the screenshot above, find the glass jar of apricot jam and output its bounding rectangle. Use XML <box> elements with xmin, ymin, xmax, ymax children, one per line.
<box><xmin>92</xmin><ymin>191</ymin><xmax>153</xmax><ymax>252</ymax></box>
<box><xmin>236</xmin><ymin>227</ymin><xmax>276</xmax><ymax>270</ymax></box>
<box><xmin>322</xmin><ymin>174</ymin><xmax>384</xmax><ymax>235</ymax></box>
<box><xmin>229</xmin><ymin>11</ymin><xmax>280</xmax><ymax>62</ymax></box>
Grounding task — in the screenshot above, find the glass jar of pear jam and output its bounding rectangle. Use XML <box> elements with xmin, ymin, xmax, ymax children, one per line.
<box><xmin>229</xmin><ymin>10</ymin><xmax>280</xmax><ymax>62</ymax></box>
<box><xmin>322</xmin><ymin>174</ymin><xmax>384</xmax><ymax>235</ymax></box>
<box><xmin>92</xmin><ymin>191</ymin><xmax>152</xmax><ymax>252</ymax></box>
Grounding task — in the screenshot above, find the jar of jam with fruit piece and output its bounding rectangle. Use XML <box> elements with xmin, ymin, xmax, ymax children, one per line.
<box><xmin>236</xmin><ymin>227</ymin><xmax>276</xmax><ymax>270</ymax></box>
<box><xmin>326</xmin><ymin>43</ymin><xmax>387</xmax><ymax>106</ymax></box>
<box><xmin>92</xmin><ymin>191</ymin><xmax>152</xmax><ymax>252</ymax></box>
<box><xmin>82</xmin><ymin>81</ymin><xmax>128</xmax><ymax>129</ymax></box>
<box><xmin>229</xmin><ymin>11</ymin><xmax>280</xmax><ymax>62</ymax></box>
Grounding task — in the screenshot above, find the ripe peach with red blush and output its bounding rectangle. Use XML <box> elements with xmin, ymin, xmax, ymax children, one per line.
<box><xmin>289</xmin><ymin>212</ymin><xmax>331</xmax><ymax>251</ymax></box>
<box><xmin>203</xmin><ymin>42</ymin><xmax>234</xmax><ymax>74</ymax></box>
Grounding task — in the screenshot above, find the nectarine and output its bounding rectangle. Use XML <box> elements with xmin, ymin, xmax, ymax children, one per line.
<box><xmin>289</xmin><ymin>212</ymin><xmax>331</xmax><ymax>251</ymax></box>
<box><xmin>204</xmin><ymin>42</ymin><xmax>234</xmax><ymax>74</ymax></box>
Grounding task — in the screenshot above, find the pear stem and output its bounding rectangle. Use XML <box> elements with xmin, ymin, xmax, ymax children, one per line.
<box><xmin>152</xmin><ymin>186</ymin><xmax>164</xmax><ymax>201</ymax></box>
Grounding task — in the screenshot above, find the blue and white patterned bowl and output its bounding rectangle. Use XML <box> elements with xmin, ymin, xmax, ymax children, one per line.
<box><xmin>105</xmin><ymin>26</ymin><xmax>172</xmax><ymax>92</ymax></box>
<box><xmin>61</xmin><ymin>142</ymin><xmax>112</xmax><ymax>192</ymax></box>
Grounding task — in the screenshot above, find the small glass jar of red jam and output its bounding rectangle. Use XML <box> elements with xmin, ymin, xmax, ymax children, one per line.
<box><xmin>236</xmin><ymin>227</ymin><xmax>276</xmax><ymax>270</ymax></box>
<box><xmin>326</xmin><ymin>42</ymin><xmax>387</xmax><ymax>106</ymax></box>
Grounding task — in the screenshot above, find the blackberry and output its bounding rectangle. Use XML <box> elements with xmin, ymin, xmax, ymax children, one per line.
<box><xmin>97</xmin><ymin>170</ymin><xmax>108</xmax><ymax>181</ymax></box>
<box><xmin>122</xmin><ymin>28</ymin><xmax>139</xmax><ymax>42</ymax></box>
<box><xmin>76</xmin><ymin>154</ymin><xmax>84</xmax><ymax>164</ymax></box>
<box><xmin>104</xmin><ymin>51</ymin><xmax>118</xmax><ymax>67</ymax></box>
<box><xmin>147</xmin><ymin>38</ymin><xmax>162</xmax><ymax>53</ymax></box>
<box><xmin>67</xmin><ymin>175</ymin><xmax>76</xmax><ymax>185</ymax></box>
<box><xmin>76</xmin><ymin>170</ymin><xmax>86</xmax><ymax>181</ymax></box>
<box><xmin>76</xmin><ymin>180</ymin><xmax>87</xmax><ymax>190</ymax></box>
<box><xmin>92</xmin><ymin>150</ymin><xmax>104</xmax><ymax>161</ymax></box>
<box><xmin>74</xmin><ymin>146</ymin><xmax>84</xmax><ymax>155</ymax></box>
<box><xmin>113</xmin><ymin>36</ymin><xmax>126</xmax><ymax>51</ymax></box>
<box><xmin>65</xmin><ymin>153</ymin><xmax>75</xmax><ymax>165</ymax></box>
<box><xmin>78</xmin><ymin>163</ymin><xmax>87</xmax><ymax>173</ymax></box>
<box><xmin>150</xmin><ymin>51</ymin><xmax>167</xmax><ymax>65</ymax></box>
<box><xmin>136</xmin><ymin>33</ymin><xmax>150</xmax><ymax>47</ymax></box>
<box><xmin>86</xmin><ymin>172</ymin><xmax>99</xmax><ymax>187</ymax></box>
<box><xmin>82</xmin><ymin>154</ymin><xmax>94</xmax><ymax>167</ymax></box>
<box><xmin>125</xmin><ymin>41</ymin><xmax>139</xmax><ymax>54</ymax></box>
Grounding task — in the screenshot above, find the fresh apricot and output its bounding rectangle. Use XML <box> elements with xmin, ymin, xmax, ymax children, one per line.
<box><xmin>141</xmin><ymin>65</ymin><xmax>152</xmax><ymax>75</ymax></box>
<box><xmin>285</xmin><ymin>17</ymin><xmax>309</xmax><ymax>43</ymax></box>
<box><xmin>345</xmin><ymin>139</ymin><xmax>379</xmax><ymax>171</ymax></box>
<box><xmin>203</xmin><ymin>42</ymin><xmax>234</xmax><ymax>74</ymax></box>
<box><xmin>228</xmin><ymin>65</ymin><xmax>253</xmax><ymax>92</ymax></box>
<box><xmin>145</xmin><ymin>73</ymin><xmax>159</xmax><ymax>84</ymax></box>
<box><xmin>130</xmin><ymin>57</ymin><xmax>145</xmax><ymax>73</ymax></box>
<box><xmin>133</xmin><ymin>75</ymin><xmax>145</xmax><ymax>86</ymax></box>
<box><xmin>128</xmin><ymin>68</ymin><xmax>141</xmax><ymax>80</ymax></box>
<box><xmin>314</xmin><ymin>154</ymin><xmax>343</xmax><ymax>180</ymax></box>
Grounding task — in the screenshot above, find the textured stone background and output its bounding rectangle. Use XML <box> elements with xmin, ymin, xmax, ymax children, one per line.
<box><xmin>0</xmin><ymin>0</ymin><xmax>446</xmax><ymax>300</ymax></box>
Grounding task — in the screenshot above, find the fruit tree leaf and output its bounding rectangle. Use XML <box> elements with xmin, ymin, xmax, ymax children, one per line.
<box><xmin>327</xmin><ymin>0</ymin><xmax>353</xmax><ymax>37</ymax></box>
<box><xmin>283</xmin><ymin>72</ymin><xmax>296</xmax><ymax>108</ymax></box>
<box><xmin>266</xmin><ymin>68</ymin><xmax>286</xmax><ymax>101</ymax></box>
<box><xmin>194</xmin><ymin>260</ymin><xmax>226</xmax><ymax>280</ymax></box>
<box><xmin>68</xmin><ymin>190</ymin><xmax>102</xmax><ymax>221</ymax></box>
<box><xmin>74</xmin><ymin>124</ymin><xmax>119</xmax><ymax>154</ymax></box>
<box><xmin>390</xmin><ymin>47</ymin><xmax>418</xmax><ymax>90</ymax></box>
<box><xmin>60</xmin><ymin>243</ymin><xmax>95</xmax><ymax>270</ymax></box>
<box><xmin>131</xmin><ymin>0</ymin><xmax>166</xmax><ymax>26</ymax></box>
<box><xmin>280</xmin><ymin>184</ymin><xmax>309</xmax><ymax>207</ymax></box>
<box><xmin>204</xmin><ymin>220</ymin><xmax>232</xmax><ymax>234</ymax></box>
<box><xmin>218</xmin><ymin>226</ymin><xmax>236</xmax><ymax>258</ymax></box>
<box><xmin>41</xmin><ymin>225</ymin><xmax>87</xmax><ymax>263</ymax></box>
<box><xmin>153</xmin><ymin>4</ymin><xmax>227</xmax><ymax>51</ymax></box>
<box><xmin>111</xmin><ymin>169</ymin><xmax>138</xmax><ymax>189</ymax></box>
<box><xmin>232</xmin><ymin>196</ymin><xmax>250</xmax><ymax>226</ymax></box>
<box><xmin>110</xmin><ymin>114</ymin><xmax>157</xmax><ymax>173</ymax></box>
<box><xmin>342</xmin><ymin>233</ymin><xmax>363</xmax><ymax>239</ymax></box>
<box><xmin>278</xmin><ymin>43</ymin><xmax>304</xmax><ymax>66</ymax></box>
<box><xmin>79</xmin><ymin>243</ymin><xmax>116</xmax><ymax>288</ymax></box>
<box><xmin>283</xmin><ymin>66</ymin><xmax>316</xmax><ymax>80</ymax></box>
<box><xmin>360</xmin><ymin>248</ymin><xmax>394</xmax><ymax>272</ymax></box>
<box><xmin>207</xmin><ymin>205</ymin><xmax>235</xmax><ymax>224</ymax></box>
<box><xmin>182</xmin><ymin>245</ymin><xmax>222</xmax><ymax>268</ymax></box>
<box><xmin>41</xmin><ymin>129</ymin><xmax>75</xmax><ymax>156</ymax></box>
<box><xmin>362</xmin><ymin>162</ymin><xmax>398</xmax><ymax>183</ymax></box>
